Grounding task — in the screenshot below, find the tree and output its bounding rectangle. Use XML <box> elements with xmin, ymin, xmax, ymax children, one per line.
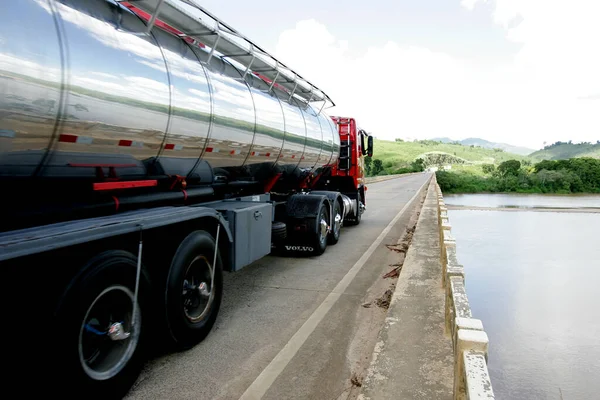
<box><xmin>482</xmin><ymin>164</ymin><xmax>495</xmax><ymax>174</ymax></box>
<box><xmin>395</xmin><ymin>138</ymin><xmax>404</xmax><ymax>142</ymax></box>
<box><xmin>411</xmin><ymin>158</ymin><xmax>425</xmax><ymax>172</ymax></box>
<box><xmin>534</xmin><ymin>159</ymin><xmax>557</xmax><ymax>172</ymax></box>
<box><xmin>497</xmin><ymin>160</ymin><xmax>521</xmax><ymax>177</ymax></box>
<box><xmin>535</xmin><ymin>169</ymin><xmax>576</xmax><ymax>193</ymax></box>
<box><xmin>372</xmin><ymin>159</ymin><xmax>383</xmax><ymax>175</ymax></box>
<box><xmin>364</xmin><ymin>156</ymin><xmax>372</xmax><ymax>175</ymax></box>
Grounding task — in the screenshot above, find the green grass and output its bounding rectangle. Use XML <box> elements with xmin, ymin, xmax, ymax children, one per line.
<box><xmin>444</xmin><ymin>164</ymin><xmax>487</xmax><ymax>175</ymax></box>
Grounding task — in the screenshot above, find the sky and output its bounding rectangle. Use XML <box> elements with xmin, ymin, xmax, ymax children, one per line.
<box><xmin>193</xmin><ymin>0</ymin><xmax>599</xmax><ymax>150</ymax></box>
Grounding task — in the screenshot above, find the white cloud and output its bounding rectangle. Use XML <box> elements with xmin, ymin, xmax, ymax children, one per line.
<box><xmin>460</xmin><ymin>0</ymin><xmax>480</xmax><ymax>11</ymax></box>
<box><xmin>274</xmin><ymin>3</ymin><xmax>600</xmax><ymax>150</ymax></box>
<box><xmin>0</xmin><ymin>53</ymin><xmax>61</xmax><ymax>82</ymax></box>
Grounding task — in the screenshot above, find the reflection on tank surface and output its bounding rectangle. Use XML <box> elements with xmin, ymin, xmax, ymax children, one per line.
<box><xmin>0</xmin><ymin>0</ymin><xmax>339</xmax><ymax>180</ymax></box>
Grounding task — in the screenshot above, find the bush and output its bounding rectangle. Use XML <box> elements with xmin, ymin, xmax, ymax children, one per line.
<box><xmin>497</xmin><ymin>160</ymin><xmax>521</xmax><ymax>177</ymax></box>
<box><xmin>372</xmin><ymin>159</ymin><xmax>383</xmax><ymax>175</ymax></box>
<box><xmin>482</xmin><ymin>164</ymin><xmax>495</xmax><ymax>174</ymax></box>
<box><xmin>436</xmin><ymin>156</ymin><xmax>600</xmax><ymax>194</ymax></box>
<box><xmin>364</xmin><ymin>156</ymin><xmax>372</xmax><ymax>175</ymax></box>
<box><xmin>532</xmin><ymin>158</ymin><xmax>600</xmax><ymax>192</ymax></box>
<box><xmin>411</xmin><ymin>158</ymin><xmax>425</xmax><ymax>172</ymax></box>
<box><xmin>436</xmin><ymin>171</ymin><xmax>495</xmax><ymax>193</ymax></box>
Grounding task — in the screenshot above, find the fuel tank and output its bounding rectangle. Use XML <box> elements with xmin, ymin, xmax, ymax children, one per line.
<box><xmin>0</xmin><ymin>0</ymin><xmax>340</xmax><ymax>182</ymax></box>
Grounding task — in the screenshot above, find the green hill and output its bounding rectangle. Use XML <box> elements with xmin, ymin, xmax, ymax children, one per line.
<box><xmin>529</xmin><ymin>142</ymin><xmax>600</xmax><ymax>161</ymax></box>
<box><xmin>431</xmin><ymin>137</ymin><xmax>535</xmax><ymax>155</ymax></box>
<box><xmin>371</xmin><ymin>138</ymin><xmax>529</xmax><ymax>174</ymax></box>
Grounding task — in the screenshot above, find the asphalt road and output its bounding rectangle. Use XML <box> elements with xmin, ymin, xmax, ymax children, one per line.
<box><xmin>127</xmin><ymin>173</ymin><xmax>432</xmax><ymax>400</ymax></box>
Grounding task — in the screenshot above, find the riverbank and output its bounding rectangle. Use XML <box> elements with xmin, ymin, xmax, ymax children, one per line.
<box><xmin>447</xmin><ymin>205</ymin><xmax>600</xmax><ymax>213</ymax></box>
<box><xmin>435</xmin><ymin>158</ymin><xmax>600</xmax><ymax>195</ymax></box>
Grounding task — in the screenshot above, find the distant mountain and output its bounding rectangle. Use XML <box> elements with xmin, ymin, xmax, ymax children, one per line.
<box><xmin>430</xmin><ymin>137</ymin><xmax>535</xmax><ymax>156</ymax></box>
<box><xmin>529</xmin><ymin>142</ymin><xmax>600</xmax><ymax>161</ymax></box>
<box><xmin>430</xmin><ymin>137</ymin><xmax>454</xmax><ymax>143</ymax></box>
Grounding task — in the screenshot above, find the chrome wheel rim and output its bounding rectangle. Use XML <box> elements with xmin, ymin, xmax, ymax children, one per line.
<box><xmin>319</xmin><ymin>207</ymin><xmax>329</xmax><ymax>246</ymax></box>
<box><xmin>182</xmin><ymin>255</ymin><xmax>213</xmax><ymax>323</ymax></box>
<box><xmin>333</xmin><ymin>212</ymin><xmax>342</xmax><ymax>237</ymax></box>
<box><xmin>78</xmin><ymin>285</ymin><xmax>140</xmax><ymax>381</ymax></box>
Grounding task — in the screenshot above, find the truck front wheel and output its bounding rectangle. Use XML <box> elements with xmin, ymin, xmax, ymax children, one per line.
<box><xmin>345</xmin><ymin>192</ymin><xmax>363</xmax><ymax>226</ymax></box>
<box><xmin>311</xmin><ymin>202</ymin><xmax>330</xmax><ymax>256</ymax></box>
<box><xmin>53</xmin><ymin>250</ymin><xmax>151</xmax><ymax>399</ymax></box>
<box><xmin>328</xmin><ymin>200</ymin><xmax>342</xmax><ymax>245</ymax></box>
<box><xmin>165</xmin><ymin>230</ymin><xmax>223</xmax><ymax>350</ymax></box>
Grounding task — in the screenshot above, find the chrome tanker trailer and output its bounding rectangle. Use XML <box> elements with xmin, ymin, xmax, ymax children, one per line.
<box><xmin>0</xmin><ymin>0</ymin><xmax>373</xmax><ymax>397</ymax></box>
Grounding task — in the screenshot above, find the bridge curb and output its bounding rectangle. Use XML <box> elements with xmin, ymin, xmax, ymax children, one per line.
<box><xmin>435</xmin><ymin>180</ymin><xmax>496</xmax><ymax>400</ymax></box>
<box><xmin>359</xmin><ymin>177</ymin><xmax>453</xmax><ymax>399</ymax></box>
<box><xmin>358</xmin><ymin>176</ymin><xmax>495</xmax><ymax>400</ymax></box>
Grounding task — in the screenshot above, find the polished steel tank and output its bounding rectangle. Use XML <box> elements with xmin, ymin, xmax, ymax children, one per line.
<box><xmin>0</xmin><ymin>0</ymin><xmax>340</xmax><ymax>180</ymax></box>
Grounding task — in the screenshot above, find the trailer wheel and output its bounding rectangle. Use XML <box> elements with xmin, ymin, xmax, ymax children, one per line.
<box><xmin>311</xmin><ymin>202</ymin><xmax>330</xmax><ymax>256</ymax></box>
<box><xmin>53</xmin><ymin>250</ymin><xmax>151</xmax><ymax>399</ymax></box>
<box><xmin>328</xmin><ymin>200</ymin><xmax>342</xmax><ymax>245</ymax></box>
<box><xmin>271</xmin><ymin>221</ymin><xmax>287</xmax><ymax>248</ymax></box>
<box><xmin>165</xmin><ymin>230</ymin><xmax>223</xmax><ymax>350</ymax></box>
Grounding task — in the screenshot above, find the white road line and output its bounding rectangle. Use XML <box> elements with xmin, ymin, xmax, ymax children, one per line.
<box><xmin>239</xmin><ymin>176</ymin><xmax>431</xmax><ymax>400</ymax></box>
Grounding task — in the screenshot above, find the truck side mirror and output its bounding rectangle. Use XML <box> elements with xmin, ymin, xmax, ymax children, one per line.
<box><xmin>367</xmin><ymin>136</ymin><xmax>373</xmax><ymax>157</ymax></box>
<box><xmin>360</xmin><ymin>133</ymin><xmax>367</xmax><ymax>156</ymax></box>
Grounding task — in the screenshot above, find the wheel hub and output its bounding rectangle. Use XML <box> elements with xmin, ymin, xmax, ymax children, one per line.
<box><xmin>319</xmin><ymin>218</ymin><xmax>328</xmax><ymax>241</ymax></box>
<box><xmin>334</xmin><ymin>213</ymin><xmax>341</xmax><ymax>233</ymax></box>
<box><xmin>182</xmin><ymin>256</ymin><xmax>213</xmax><ymax>323</ymax></box>
<box><xmin>108</xmin><ymin>322</ymin><xmax>130</xmax><ymax>341</ymax></box>
<box><xmin>198</xmin><ymin>281</ymin><xmax>210</xmax><ymax>297</ymax></box>
<box><xmin>79</xmin><ymin>285</ymin><xmax>140</xmax><ymax>381</ymax></box>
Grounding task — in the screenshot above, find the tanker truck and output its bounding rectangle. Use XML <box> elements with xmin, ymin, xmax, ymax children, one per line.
<box><xmin>0</xmin><ymin>0</ymin><xmax>374</xmax><ymax>397</ymax></box>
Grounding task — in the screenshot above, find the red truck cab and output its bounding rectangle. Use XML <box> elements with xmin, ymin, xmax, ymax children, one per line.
<box><xmin>309</xmin><ymin>116</ymin><xmax>373</xmax><ymax>226</ymax></box>
<box><xmin>330</xmin><ymin>116</ymin><xmax>372</xmax><ymax>186</ymax></box>
<box><xmin>329</xmin><ymin>116</ymin><xmax>373</xmax><ymax>205</ymax></box>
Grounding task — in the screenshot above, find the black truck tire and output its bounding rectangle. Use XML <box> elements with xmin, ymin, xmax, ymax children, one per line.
<box><xmin>271</xmin><ymin>221</ymin><xmax>287</xmax><ymax>248</ymax></box>
<box><xmin>165</xmin><ymin>230</ymin><xmax>223</xmax><ymax>350</ymax></box>
<box><xmin>53</xmin><ymin>250</ymin><xmax>151</xmax><ymax>399</ymax></box>
<box><xmin>328</xmin><ymin>200</ymin><xmax>342</xmax><ymax>245</ymax></box>
<box><xmin>310</xmin><ymin>201</ymin><xmax>330</xmax><ymax>256</ymax></box>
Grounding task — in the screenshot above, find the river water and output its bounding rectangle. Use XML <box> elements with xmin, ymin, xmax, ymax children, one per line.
<box><xmin>444</xmin><ymin>194</ymin><xmax>600</xmax><ymax>399</ymax></box>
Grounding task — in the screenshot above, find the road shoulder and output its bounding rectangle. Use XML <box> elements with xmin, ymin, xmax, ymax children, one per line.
<box><xmin>359</xmin><ymin>178</ymin><xmax>453</xmax><ymax>400</ymax></box>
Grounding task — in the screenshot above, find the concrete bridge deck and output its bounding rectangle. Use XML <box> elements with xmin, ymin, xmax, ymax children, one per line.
<box><xmin>127</xmin><ymin>174</ymin><xmax>432</xmax><ymax>400</ymax></box>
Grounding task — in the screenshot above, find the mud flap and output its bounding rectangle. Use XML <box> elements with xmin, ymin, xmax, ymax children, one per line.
<box><xmin>279</xmin><ymin>194</ymin><xmax>330</xmax><ymax>256</ymax></box>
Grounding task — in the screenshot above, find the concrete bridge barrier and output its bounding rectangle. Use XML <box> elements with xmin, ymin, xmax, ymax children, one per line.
<box><xmin>435</xmin><ymin>180</ymin><xmax>495</xmax><ymax>400</ymax></box>
<box><xmin>364</xmin><ymin>172</ymin><xmax>425</xmax><ymax>184</ymax></box>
